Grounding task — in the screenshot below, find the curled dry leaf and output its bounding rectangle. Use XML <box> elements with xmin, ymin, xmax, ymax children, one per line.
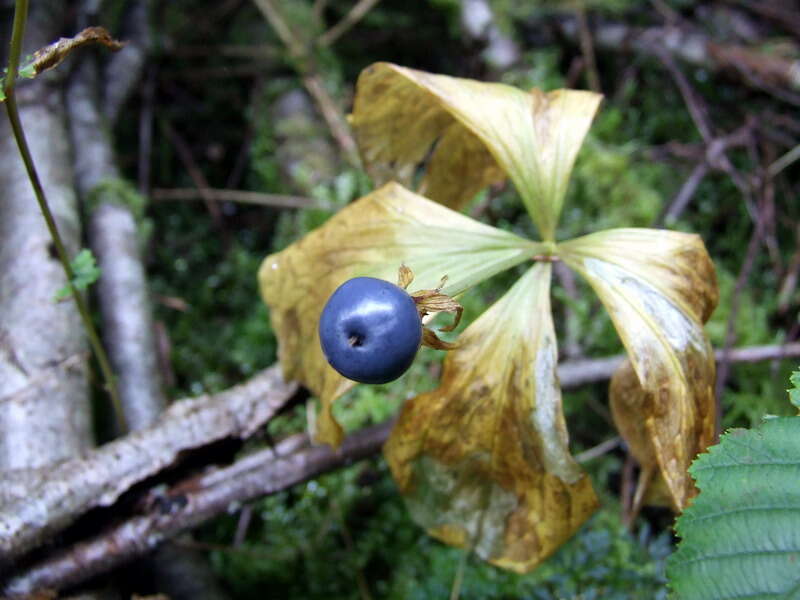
<box><xmin>560</xmin><ymin>228</ymin><xmax>718</xmax><ymax>510</ymax></box>
<box><xmin>396</xmin><ymin>264</ymin><xmax>414</xmax><ymax>289</ymax></box>
<box><xmin>385</xmin><ymin>263</ymin><xmax>598</xmax><ymax>573</ymax></box>
<box><xmin>350</xmin><ymin>62</ymin><xmax>602</xmax><ymax>240</ymax></box>
<box><xmin>32</xmin><ymin>27</ymin><xmax>125</xmax><ymax>75</ymax></box>
<box><xmin>259</xmin><ymin>182</ymin><xmax>539</xmax><ymax>446</ymax></box>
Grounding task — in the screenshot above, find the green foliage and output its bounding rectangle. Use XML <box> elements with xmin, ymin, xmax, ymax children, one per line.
<box><xmin>55</xmin><ymin>248</ymin><xmax>101</xmax><ymax>301</ymax></box>
<box><xmin>205</xmin><ymin>458</ymin><xmax>670</xmax><ymax>600</ymax></box>
<box><xmin>668</xmin><ymin>416</ymin><xmax>800</xmax><ymax>599</ymax></box>
<box><xmin>0</xmin><ymin>54</ymin><xmax>36</xmax><ymax>102</ymax></box>
<box><xmin>789</xmin><ymin>368</ymin><xmax>800</xmax><ymax>410</ymax></box>
<box><xmin>87</xmin><ymin>177</ymin><xmax>148</xmax><ymax>221</ymax></box>
<box><xmin>148</xmin><ymin>206</ymin><xmax>276</xmax><ymax>395</ymax></box>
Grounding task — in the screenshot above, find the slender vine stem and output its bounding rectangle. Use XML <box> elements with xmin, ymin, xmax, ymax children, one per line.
<box><xmin>4</xmin><ymin>0</ymin><xmax>126</xmax><ymax>432</ymax></box>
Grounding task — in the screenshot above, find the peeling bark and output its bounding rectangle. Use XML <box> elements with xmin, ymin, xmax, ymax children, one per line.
<box><xmin>0</xmin><ymin>365</ymin><xmax>297</xmax><ymax>566</ymax></box>
<box><xmin>0</xmin><ymin>341</ymin><xmax>796</xmax><ymax>588</ymax></box>
<box><xmin>1</xmin><ymin>424</ymin><xmax>386</xmax><ymax>595</ymax></box>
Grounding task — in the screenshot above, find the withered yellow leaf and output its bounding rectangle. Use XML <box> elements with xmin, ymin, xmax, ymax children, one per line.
<box><xmin>350</xmin><ymin>62</ymin><xmax>602</xmax><ymax>240</ymax></box>
<box><xmin>259</xmin><ymin>182</ymin><xmax>539</xmax><ymax>446</ymax></box>
<box><xmin>611</xmin><ymin>361</ymin><xmax>681</xmax><ymax>513</ymax></box>
<box><xmin>385</xmin><ymin>263</ymin><xmax>598</xmax><ymax>573</ymax></box>
<box><xmin>560</xmin><ymin>228</ymin><xmax>718</xmax><ymax>510</ymax></box>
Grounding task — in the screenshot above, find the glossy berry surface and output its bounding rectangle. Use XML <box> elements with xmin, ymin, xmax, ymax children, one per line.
<box><xmin>319</xmin><ymin>277</ymin><xmax>422</xmax><ymax>384</ymax></box>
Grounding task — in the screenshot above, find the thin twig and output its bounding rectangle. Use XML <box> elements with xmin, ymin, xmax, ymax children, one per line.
<box><xmin>661</xmin><ymin>162</ymin><xmax>708</xmax><ymax>225</ymax></box>
<box><xmin>152</xmin><ymin>187</ymin><xmax>314</xmax><ymax>208</ymax></box>
<box><xmin>138</xmin><ymin>65</ymin><xmax>156</xmax><ymax>195</ymax></box>
<box><xmin>574</xmin><ymin>436</ymin><xmax>620</xmax><ymax>463</ymax></box>
<box><xmin>162</xmin><ymin>120</ymin><xmax>224</xmax><ymax>228</ymax></box>
<box><xmin>768</xmin><ymin>143</ymin><xmax>800</xmax><ymax>177</ymax></box>
<box><xmin>3</xmin><ymin>0</ymin><xmax>125</xmax><ymax>433</ymax></box>
<box><xmin>714</xmin><ymin>200</ymin><xmax>768</xmax><ymax>436</ymax></box>
<box><xmin>575</xmin><ymin>2</ymin><xmax>601</xmax><ymax>93</ymax></box>
<box><xmin>655</xmin><ymin>46</ymin><xmax>713</xmax><ymax>143</ymax></box>
<box><xmin>251</xmin><ymin>0</ymin><xmax>361</xmax><ymax>167</ymax></box>
<box><xmin>318</xmin><ymin>0</ymin><xmax>381</xmax><ymax>47</ymax></box>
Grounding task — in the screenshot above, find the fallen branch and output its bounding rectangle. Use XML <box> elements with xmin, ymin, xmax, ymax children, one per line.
<box><xmin>2</xmin><ymin>341</ymin><xmax>799</xmax><ymax>592</ymax></box>
<box><xmin>559</xmin><ymin>20</ymin><xmax>800</xmax><ymax>100</ymax></box>
<box><xmin>1</xmin><ymin>425</ymin><xmax>385</xmax><ymax>595</ymax></box>
<box><xmin>8</xmin><ymin>339</ymin><xmax>800</xmax><ymax>593</ymax></box>
<box><xmin>68</xmin><ymin>53</ymin><xmax>166</xmax><ymax>433</ymax></box>
<box><xmin>0</xmin><ymin>365</ymin><xmax>298</xmax><ymax>566</ymax></box>
<box><xmin>318</xmin><ymin>0</ymin><xmax>381</xmax><ymax>47</ymax></box>
<box><xmin>151</xmin><ymin>187</ymin><xmax>314</xmax><ymax>209</ymax></box>
<box><xmin>251</xmin><ymin>0</ymin><xmax>361</xmax><ymax>167</ymax></box>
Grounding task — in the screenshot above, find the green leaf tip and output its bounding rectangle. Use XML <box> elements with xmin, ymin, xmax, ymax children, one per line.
<box><xmin>788</xmin><ymin>367</ymin><xmax>800</xmax><ymax>410</ymax></box>
<box><xmin>667</xmin><ymin>416</ymin><xmax>800</xmax><ymax>600</ymax></box>
<box><xmin>55</xmin><ymin>248</ymin><xmax>101</xmax><ymax>301</ymax></box>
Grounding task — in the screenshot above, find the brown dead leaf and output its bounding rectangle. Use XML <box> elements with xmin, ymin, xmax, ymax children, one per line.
<box><xmin>33</xmin><ymin>27</ymin><xmax>125</xmax><ymax>75</ymax></box>
<box><xmin>385</xmin><ymin>263</ymin><xmax>598</xmax><ymax>572</ymax></box>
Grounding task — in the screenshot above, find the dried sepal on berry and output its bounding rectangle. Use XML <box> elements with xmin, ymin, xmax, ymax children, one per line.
<box><xmin>397</xmin><ymin>264</ymin><xmax>414</xmax><ymax>290</ymax></box>
<box><xmin>398</xmin><ymin>269</ymin><xmax>464</xmax><ymax>349</ymax></box>
<box><xmin>422</xmin><ymin>328</ymin><xmax>458</xmax><ymax>350</ymax></box>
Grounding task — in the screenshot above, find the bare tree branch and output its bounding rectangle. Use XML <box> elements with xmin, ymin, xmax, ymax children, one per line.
<box><xmin>103</xmin><ymin>0</ymin><xmax>151</xmax><ymax>124</ymax></box>
<box><xmin>252</xmin><ymin>0</ymin><xmax>361</xmax><ymax>167</ymax></box>
<box><xmin>0</xmin><ymin>365</ymin><xmax>298</xmax><ymax>566</ymax></box>
<box><xmin>1</xmin><ymin>424</ymin><xmax>386</xmax><ymax>595</ymax></box>
<box><xmin>8</xmin><ymin>338</ymin><xmax>800</xmax><ymax>593</ymax></box>
<box><xmin>2</xmin><ymin>341</ymin><xmax>799</xmax><ymax>593</ymax></box>
<box><xmin>152</xmin><ymin>187</ymin><xmax>314</xmax><ymax>209</ymax></box>
<box><xmin>559</xmin><ymin>20</ymin><xmax>800</xmax><ymax>101</ymax></box>
<box><xmin>67</xmin><ymin>52</ymin><xmax>166</xmax><ymax>433</ymax></box>
<box><xmin>318</xmin><ymin>0</ymin><xmax>381</xmax><ymax>48</ymax></box>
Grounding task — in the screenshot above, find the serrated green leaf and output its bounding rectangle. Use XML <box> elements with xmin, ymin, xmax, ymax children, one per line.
<box><xmin>668</xmin><ymin>417</ymin><xmax>800</xmax><ymax>599</ymax></box>
<box><xmin>55</xmin><ymin>248</ymin><xmax>101</xmax><ymax>301</ymax></box>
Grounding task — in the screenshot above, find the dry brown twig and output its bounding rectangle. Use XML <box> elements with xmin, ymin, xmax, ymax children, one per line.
<box><xmin>162</xmin><ymin>121</ymin><xmax>224</xmax><ymax>229</ymax></box>
<box><xmin>151</xmin><ymin>187</ymin><xmax>314</xmax><ymax>209</ymax></box>
<box><xmin>251</xmin><ymin>0</ymin><xmax>361</xmax><ymax>167</ymax></box>
<box><xmin>317</xmin><ymin>0</ymin><xmax>381</xmax><ymax>48</ymax></box>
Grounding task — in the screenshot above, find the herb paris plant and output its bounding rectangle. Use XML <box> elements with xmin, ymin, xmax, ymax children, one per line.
<box><xmin>259</xmin><ymin>62</ymin><xmax>719</xmax><ymax>573</ymax></box>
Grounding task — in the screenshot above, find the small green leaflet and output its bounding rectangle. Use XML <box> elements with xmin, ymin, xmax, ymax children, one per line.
<box><xmin>55</xmin><ymin>249</ymin><xmax>101</xmax><ymax>301</ymax></box>
<box><xmin>667</xmin><ymin>417</ymin><xmax>800</xmax><ymax>599</ymax></box>
<box><xmin>789</xmin><ymin>368</ymin><xmax>800</xmax><ymax>410</ymax></box>
<box><xmin>0</xmin><ymin>56</ymin><xmax>38</xmax><ymax>102</ymax></box>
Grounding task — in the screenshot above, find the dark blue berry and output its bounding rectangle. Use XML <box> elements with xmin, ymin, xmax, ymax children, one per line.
<box><xmin>319</xmin><ymin>277</ymin><xmax>422</xmax><ymax>384</ymax></box>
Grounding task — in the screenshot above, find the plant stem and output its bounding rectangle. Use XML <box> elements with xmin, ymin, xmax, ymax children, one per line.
<box><xmin>449</xmin><ymin>549</ymin><xmax>468</xmax><ymax>600</ymax></box>
<box><xmin>4</xmin><ymin>0</ymin><xmax>126</xmax><ymax>433</ymax></box>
